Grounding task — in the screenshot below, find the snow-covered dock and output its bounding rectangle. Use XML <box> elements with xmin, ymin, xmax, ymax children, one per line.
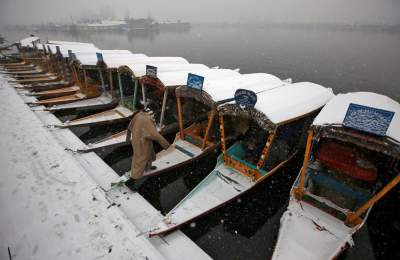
<box><xmin>0</xmin><ymin>75</ymin><xmax>211</xmax><ymax>260</ymax></box>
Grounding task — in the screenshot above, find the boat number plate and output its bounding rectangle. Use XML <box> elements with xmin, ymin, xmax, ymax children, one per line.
<box><xmin>146</xmin><ymin>65</ymin><xmax>157</xmax><ymax>78</ymax></box>
<box><xmin>343</xmin><ymin>103</ymin><xmax>395</xmax><ymax>136</ymax></box>
<box><xmin>187</xmin><ymin>73</ymin><xmax>204</xmax><ymax>91</ymax></box>
<box><xmin>235</xmin><ymin>89</ymin><xmax>257</xmax><ymax>108</ymax></box>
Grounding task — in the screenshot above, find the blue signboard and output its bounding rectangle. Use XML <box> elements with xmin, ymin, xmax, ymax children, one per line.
<box><xmin>234</xmin><ymin>89</ymin><xmax>257</xmax><ymax>108</ymax></box>
<box><xmin>146</xmin><ymin>65</ymin><xmax>157</xmax><ymax>78</ymax></box>
<box><xmin>96</xmin><ymin>52</ymin><xmax>103</xmax><ymax>62</ymax></box>
<box><xmin>343</xmin><ymin>103</ymin><xmax>395</xmax><ymax>136</ymax></box>
<box><xmin>187</xmin><ymin>73</ymin><xmax>204</xmax><ymax>91</ymax></box>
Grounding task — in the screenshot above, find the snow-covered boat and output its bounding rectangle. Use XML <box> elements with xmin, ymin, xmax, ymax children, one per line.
<box><xmin>141</xmin><ymin>71</ymin><xmax>289</xmax><ymax>178</ymax></box>
<box><xmin>30</xmin><ymin>85</ymin><xmax>80</xmax><ymax>98</ymax></box>
<box><xmin>272</xmin><ymin>92</ymin><xmax>400</xmax><ymax>260</ymax></box>
<box><xmin>57</xmin><ymin>56</ymin><xmax>191</xmax><ymax>128</ymax></box>
<box><xmin>148</xmin><ymin>82</ymin><xmax>334</xmax><ymax>237</ymax></box>
<box><xmin>45</xmin><ymin>94</ymin><xmax>118</xmax><ymax>112</ymax></box>
<box><xmin>9</xmin><ymin>74</ymin><xmax>62</xmax><ymax>85</ymax></box>
<box><xmin>0</xmin><ymin>67</ymin><xmax>44</xmax><ymax>75</ymax></box>
<box><xmin>77</xmin><ymin>62</ymin><xmax>211</xmax><ymax>152</ymax></box>
<box><xmin>30</xmin><ymin>79</ymin><xmax>74</xmax><ymax>92</ymax></box>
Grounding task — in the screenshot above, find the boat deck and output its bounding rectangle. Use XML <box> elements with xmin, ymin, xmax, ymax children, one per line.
<box><xmin>0</xmin><ymin>75</ymin><xmax>211</xmax><ymax>260</ymax></box>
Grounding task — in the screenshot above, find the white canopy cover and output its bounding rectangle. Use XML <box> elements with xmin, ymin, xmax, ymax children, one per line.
<box><xmin>74</xmin><ymin>50</ymin><xmax>142</xmax><ymax>66</ymax></box>
<box><xmin>121</xmin><ymin>63</ymin><xmax>210</xmax><ymax>78</ymax></box>
<box><xmin>19</xmin><ymin>36</ymin><xmax>40</xmax><ymax>47</ymax></box>
<box><xmin>200</xmin><ymin>73</ymin><xmax>285</xmax><ymax>102</ymax></box>
<box><xmin>157</xmin><ymin>68</ymin><xmax>241</xmax><ymax>88</ymax></box>
<box><xmin>312</xmin><ymin>92</ymin><xmax>400</xmax><ymax>142</ymax></box>
<box><xmin>253</xmin><ymin>82</ymin><xmax>334</xmax><ymax>125</ymax></box>
<box><xmin>102</xmin><ymin>56</ymin><xmax>189</xmax><ymax>69</ymax></box>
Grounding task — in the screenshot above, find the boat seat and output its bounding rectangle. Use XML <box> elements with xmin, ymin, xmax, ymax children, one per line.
<box><xmin>307</xmin><ymin>166</ymin><xmax>371</xmax><ymax>210</ymax></box>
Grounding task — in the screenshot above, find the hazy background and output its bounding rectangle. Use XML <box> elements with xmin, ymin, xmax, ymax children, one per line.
<box><xmin>0</xmin><ymin>0</ymin><xmax>399</xmax><ymax>25</ymax></box>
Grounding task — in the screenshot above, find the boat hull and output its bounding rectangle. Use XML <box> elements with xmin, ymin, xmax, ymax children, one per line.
<box><xmin>59</xmin><ymin>105</ymin><xmax>133</xmax><ymax>128</ymax></box>
<box><xmin>45</xmin><ymin>95</ymin><xmax>118</xmax><ymax>112</ymax></box>
<box><xmin>272</xmin><ymin>198</ymin><xmax>357</xmax><ymax>260</ymax></box>
<box><xmin>30</xmin><ymin>92</ymin><xmax>87</xmax><ymax>106</ymax></box>
<box><xmin>32</xmin><ymin>86</ymin><xmax>80</xmax><ymax>98</ymax></box>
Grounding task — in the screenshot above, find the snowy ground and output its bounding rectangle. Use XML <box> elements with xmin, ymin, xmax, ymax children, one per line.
<box><xmin>0</xmin><ymin>75</ymin><xmax>211</xmax><ymax>260</ymax></box>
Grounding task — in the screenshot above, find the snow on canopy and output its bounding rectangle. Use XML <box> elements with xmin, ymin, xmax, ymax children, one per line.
<box><xmin>73</xmin><ymin>50</ymin><xmax>143</xmax><ymax>66</ymax></box>
<box><xmin>19</xmin><ymin>36</ymin><xmax>40</xmax><ymax>47</ymax></box>
<box><xmin>47</xmin><ymin>40</ymin><xmax>96</xmax><ymax>46</ymax></box>
<box><xmin>200</xmin><ymin>73</ymin><xmax>284</xmax><ymax>103</ymax></box>
<box><xmin>100</xmin><ymin>56</ymin><xmax>189</xmax><ymax>69</ymax></box>
<box><xmin>120</xmin><ymin>63</ymin><xmax>209</xmax><ymax>78</ymax></box>
<box><xmin>172</xmin><ymin>73</ymin><xmax>286</xmax><ymax>108</ymax></box>
<box><xmin>158</xmin><ymin>68</ymin><xmax>240</xmax><ymax>90</ymax></box>
<box><xmin>43</xmin><ymin>44</ymin><xmax>99</xmax><ymax>57</ymax></box>
<box><xmin>218</xmin><ymin>82</ymin><xmax>334</xmax><ymax>131</ymax></box>
<box><xmin>312</xmin><ymin>92</ymin><xmax>400</xmax><ymax>142</ymax></box>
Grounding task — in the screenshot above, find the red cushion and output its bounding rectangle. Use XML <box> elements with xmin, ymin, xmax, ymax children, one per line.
<box><xmin>316</xmin><ymin>142</ymin><xmax>377</xmax><ymax>183</ymax></box>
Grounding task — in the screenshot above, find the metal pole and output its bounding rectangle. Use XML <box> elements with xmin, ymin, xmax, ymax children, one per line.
<box><xmin>108</xmin><ymin>70</ymin><xmax>114</xmax><ymax>97</ymax></box>
<box><xmin>83</xmin><ymin>69</ymin><xmax>88</xmax><ymax>94</ymax></box>
<box><xmin>141</xmin><ymin>82</ymin><xmax>146</xmax><ymax>109</ymax></box>
<box><xmin>177</xmin><ymin>96</ymin><xmax>184</xmax><ymax>139</ymax></box>
<box><xmin>98</xmin><ymin>68</ymin><xmax>105</xmax><ymax>93</ymax></box>
<box><xmin>117</xmin><ymin>72</ymin><xmax>124</xmax><ymax>100</ymax></box>
<box><xmin>133</xmin><ymin>77</ymin><xmax>138</xmax><ymax>110</ymax></box>
<box><xmin>159</xmin><ymin>89</ymin><xmax>168</xmax><ymax>128</ymax></box>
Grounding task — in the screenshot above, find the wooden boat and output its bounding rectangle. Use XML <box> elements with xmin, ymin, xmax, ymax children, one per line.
<box><xmin>59</xmin><ymin>105</ymin><xmax>133</xmax><ymax>128</ymax></box>
<box><xmin>31</xmin><ymin>86</ymin><xmax>81</xmax><ymax>98</ymax></box>
<box><xmin>35</xmin><ymin>50</ymin><xmax>146</xmax><ymax>108</ymax></box>
<box><xmin>9</xmin><ymin>75</ymin><xmax>62</xmax><ymax>85</ymax></box>
<box><xmin>0</xmin><ymin>68</ymin><xmax>45</xmax><ymax>75</ymax></box>
<box><xmin>45</xmin><ymin>94</ymin><xmax>118</xmax><ymax>112</ymax></box>
<box><xmin>57</xmin><ymin>56</ymin><xmax>191</xmax><ymax>128</ymax></box>
<box><xmin>148</xmin><ymin>82</ymin><xmax>334</xmax><ymax>237</ymax></box>
<box><xmin>77</xmin><ymin>62</ymin><xmax>211</xmax><ymax>152</ymax></box>
<box><xmin>140</xmin><ymin>71</ymin><xmax>286</xmax><ymax>177</ymax></box>
<box><xmin>272</xmin><ymin>92</ymin><xmax>400</xmax><ymax>260</ymax></box>
<box><xmin>30</xmin><ymin>80</ymin><xmax>74</xmax><ymax>92</ymax></box>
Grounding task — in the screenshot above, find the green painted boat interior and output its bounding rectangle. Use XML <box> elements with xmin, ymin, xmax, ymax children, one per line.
<box><xmin>226</xmin><ymin>141</ymin><xmax>267</xmax><ymax>176</ymax></box>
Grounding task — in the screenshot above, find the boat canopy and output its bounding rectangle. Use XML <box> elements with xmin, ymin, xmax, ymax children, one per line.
<box><xmin>73</xmin><ymin>51</ymin><xmax>143</xmax><ymax>67</ymax></box>
<box><xmin>176</xmin><ymin>73</ymin><xmax>284</xmax><ymax>108</ymax></box>
<box><xmin>43</xmin><ymin>44</ymin><xmax>99</xmax><ymax>57</ymax></box>
<box><xmin>120</xmin><ymin>63</ymin><xmax>209</xmax><ymax>80</ymax></box>
<box><xmin>218</xmin><ymin>82</ymin><xmax>334</xmax><ymax>132</ymax></box>
<box><xmin>312</xmin><ymin>92</ymin><xmax>400</xmax><ymax>158</ymax></box>
<box><xmin>313</xmin><ymin>92</ymin><xmax>400</xmax><ymax>142</ymax></box>
<box><xmin>157</xmin><ymin>68</ymin><xmax>241</xmax><ymax>101</ymax></box>
<box><xmin>19</xmin><ymin>36</ymin><xmax>40</xmax><ymax>47</ymax></box>
<box><xmin>47</xmin><ymin>40</ymin><xmax>96</xmax><ymax>46</ymax></box>
<box><xmin>98</xmin><ymin>56</ymin><xmax>189</xmax><ymax>70</ymax></box>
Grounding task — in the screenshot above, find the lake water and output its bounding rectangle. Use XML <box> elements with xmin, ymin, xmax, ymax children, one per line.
<box><xmin>3</xmin><ymin>25</ymin><xmax>400</xmax><ymax>259</ymax></box>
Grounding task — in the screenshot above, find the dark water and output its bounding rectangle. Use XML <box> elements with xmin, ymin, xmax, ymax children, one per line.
<box><xmin>4</xmin><ymin>25</ymin><xmax>400</xmax><ymax>259</ymax></box>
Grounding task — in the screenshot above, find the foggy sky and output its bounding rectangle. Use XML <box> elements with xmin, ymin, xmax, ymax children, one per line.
<box><xmin>0</xmin><ymin>0</ymin><xmax>399</xmax><ymax>25</ymax></box>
